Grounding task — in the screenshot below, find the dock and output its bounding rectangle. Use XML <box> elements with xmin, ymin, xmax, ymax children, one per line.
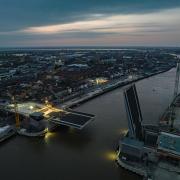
<box><xmin>1</xmin><ymin>101</ymin><xmax>95</xmax><ymax>137</ymax></box>
<box><xmin>117</xmin><ymin>81</ymin><xmax>180</xmax><ymax>180</ymax></box>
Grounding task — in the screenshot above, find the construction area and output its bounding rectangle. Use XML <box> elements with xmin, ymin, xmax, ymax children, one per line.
<box><xmin>0</xmin><ymin>100</ymin><xmax>95</xmax><ymax>139</ymax></box>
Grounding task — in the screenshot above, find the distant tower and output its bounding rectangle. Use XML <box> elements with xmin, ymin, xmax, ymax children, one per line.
<box><xmin>170</xmin><ymin>59</ymin><xmax>180</xmax><ymax>129</ymax></box>
<box><xmin>54</xmin><ymin>59</ymin><xmax>64</xmax><ymax>70</ymax></box>
<box><xmin>174</xmin><ymin>61</ymin><xmax>180</xmax><ymax>99</ymax></box>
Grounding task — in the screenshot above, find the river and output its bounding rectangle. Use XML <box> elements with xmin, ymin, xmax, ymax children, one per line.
<box><xmin>0</xmin><ymin>68</ymin><xmax>176</xmax><ymax>180</ymax></box>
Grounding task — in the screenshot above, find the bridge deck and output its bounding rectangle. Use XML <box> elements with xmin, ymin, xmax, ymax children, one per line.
<box><xmin>48</xmin><ymin>110</ymin><xmax>95</xmax><ymax>130</ymax></box>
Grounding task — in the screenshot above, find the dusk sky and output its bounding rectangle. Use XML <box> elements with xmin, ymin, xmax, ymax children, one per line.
<box><xmin>0</xmin><ymin>0</ymin><xmax>180</xmax><ymax>47</ymax></box>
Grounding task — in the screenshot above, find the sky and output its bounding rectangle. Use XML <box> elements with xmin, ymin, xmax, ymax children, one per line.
<box><xmin>0</xmin><ymin>0</ymin><xmax>180</xmax><ymax>47</ymax></box>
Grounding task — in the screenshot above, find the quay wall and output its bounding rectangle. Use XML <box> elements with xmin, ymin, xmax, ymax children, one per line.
<box><xmin>61</xmin><ymin>68</ymin><xmax>173</xmax><ymax>109</ymax></box>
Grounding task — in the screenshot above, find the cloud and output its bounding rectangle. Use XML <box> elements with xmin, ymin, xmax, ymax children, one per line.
<box><xmin>0</xmin><ymin>0</ymin><xmax>180</xmax><ymax>46</ymax></box>
<box><xmin>0</xmin><ymin>0</ymin><xmax>180</xmax><ymax>32</ymax></box>
<box><xmin>21</xmin><ymin>8</ymin><xmax>180</xmax><ymax>35</ymax></box>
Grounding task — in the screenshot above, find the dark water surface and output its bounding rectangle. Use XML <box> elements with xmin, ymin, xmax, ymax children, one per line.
<box><xmin>0</xmin><ymin>69</ymin><xmax>176</xmax><ymax>180</ymax></box>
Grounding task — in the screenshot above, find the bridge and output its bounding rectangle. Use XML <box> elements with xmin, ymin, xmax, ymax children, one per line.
<box><xmin>48</xmin><ymin>109</ymin><xmax>95</xmax><ymax>130</ymax></box>
<box><xmin>4</xmin><ymin>102</ymin><xmax>95</xmax><ymax>130</ymax></box>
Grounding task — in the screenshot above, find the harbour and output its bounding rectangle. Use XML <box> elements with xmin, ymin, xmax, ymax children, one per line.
<box><xmin>1</xmin><ymin>0</ymin><xmax>180</xmax><ymax>179</ymax></box>
<box><xmin>0</xmin><ymin>66</ymin><xmax>172</xmax><ymax>141</ymax></box>
<box><xmin>0</xmin><ymin>67</ymin><xmax>176</xmax><ymax>180</ymax></box>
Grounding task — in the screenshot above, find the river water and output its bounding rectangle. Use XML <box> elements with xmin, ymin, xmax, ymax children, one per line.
<box><xmin>0</xmin><ymin>68</ymin><xmax>176</xmax><ymax>180</ymax></box>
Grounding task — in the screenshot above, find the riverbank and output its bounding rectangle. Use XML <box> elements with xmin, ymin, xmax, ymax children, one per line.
<box><xmin>60</xmin><ymin>68</ymin><xmax>173</xmax><ymax>109</ymax></box>
<box><xmin>0</xmin><ymin>68</ymin><xmax>176</xmax><ymax>180</ymax></box>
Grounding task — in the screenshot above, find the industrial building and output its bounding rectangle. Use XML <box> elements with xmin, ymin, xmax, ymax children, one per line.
<box><xmin>117</xmin><ymin>75</ymin><xmax>180</xmax><ymax>180</ymax></box>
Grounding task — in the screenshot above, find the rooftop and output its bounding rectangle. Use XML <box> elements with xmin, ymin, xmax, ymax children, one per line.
<box><xmin>122</xmin><ymin>137</ymin><xmax>144</xmax><ymax>148</ymax></box>
<box><xmin>157</xmin><ymin>132</ymin><xmax>180</xmax><ymax>156</ymax></box>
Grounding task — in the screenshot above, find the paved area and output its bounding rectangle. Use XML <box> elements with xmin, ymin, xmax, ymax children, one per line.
<box><xmin>153</xmin><ymin>162</ymin><xmax>180</xmax><ymax>180</ymax></box>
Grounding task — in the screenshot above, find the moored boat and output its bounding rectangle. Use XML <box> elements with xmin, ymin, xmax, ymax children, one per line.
<box><xmin>0</xmin><ymin>125</ymin><xmax>16</xmax><ymax>142</ymax></box>
<box><xmin>17</xmin><ymin>128</ymin><xmax>48</xmax><ymax>137</ymax></box>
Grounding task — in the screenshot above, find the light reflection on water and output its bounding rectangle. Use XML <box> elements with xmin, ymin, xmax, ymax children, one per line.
<box><xmin>44</xmin><ymin>132</ymin><xmax>58</xmax><ymax>144</ymax></box>
<box><xmin>104</xmin><ymin>151</ymin><xmax>118</xmax><ymax>161</ymax></box>
<box><xmin>0</xmin><ymin>68</ymin><xmax>176</xmax><ymax>180</ymax></box>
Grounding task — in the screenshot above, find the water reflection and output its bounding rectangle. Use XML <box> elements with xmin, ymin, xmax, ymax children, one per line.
<box><xmin>0</xmin><ymin>69</ymin><xmax>176</xmax><ymax>180</ymax></box>
<box><xmin>44</xmin><ymin>131</ymin><xmax>57</xmax><ymax>144</ymax></box>
<box><xmin>104</xmin><ymin>151</ymin><xmax>118</xmax><ymax>161</ymax></box>
<box><xmin>42</xmin><ymin>126</ymin><xmax>93</xmax><ymax>150</ymax></box>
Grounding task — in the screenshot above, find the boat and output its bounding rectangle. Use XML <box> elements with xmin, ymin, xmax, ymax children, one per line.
<box><xmin>17</xmin><ymin>128</ymin><xmax>48</xmax><ymax>137</ymax></box>
<box><xmin>0</xmin><ymin>125</ymin><xmax>16</xmax><ymax>142</ymax></box>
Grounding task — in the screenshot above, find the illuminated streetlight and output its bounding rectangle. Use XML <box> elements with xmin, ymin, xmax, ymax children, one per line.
<box><xmin>29</xmin><ymin>106</ymin><xmax>34</xmax><ymax>110</ymax></box>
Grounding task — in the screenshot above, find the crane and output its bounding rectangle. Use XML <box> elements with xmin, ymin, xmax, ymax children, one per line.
<box><xmin>174</xmin><ymin>61</ymin><xmax>180</xmax><ymax>98</ymax></box>
<box><xmin>170</xmin><ymin>58</ymin><xmax>180</xmax><ymax>130</ymax></box>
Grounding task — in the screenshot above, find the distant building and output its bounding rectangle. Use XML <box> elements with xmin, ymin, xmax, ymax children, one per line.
<box><xmin>101</xmin><ymin>58</ymin><xmax>117</xmax><ymax>64</ymax></box>
<box><xmin>66</xmin><ymin>64</ymin><xmax>89</xmax><ymax>71</ymax></box>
